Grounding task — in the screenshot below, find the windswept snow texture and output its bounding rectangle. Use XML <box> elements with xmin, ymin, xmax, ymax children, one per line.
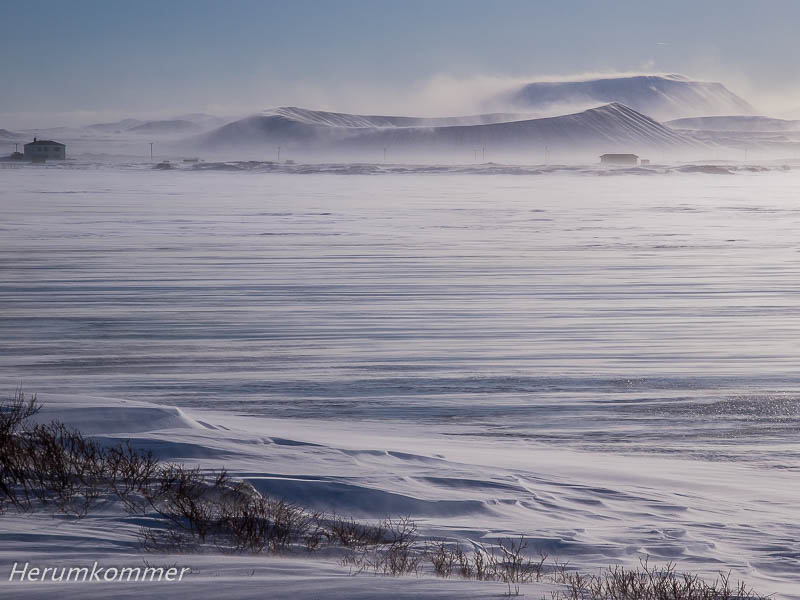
<box><xmin>2</xmin><ymin>392</ymin><xmax>799</xmax><ymax>598</ymax></box>
<box><xmin>666</xmin><ymin>116</ymin><xmax>800</xmax><ymax>153</ymax></box>
<box><xmin>2</xmin><ymin>168</ymin><xmax>800</xmax><ymax>597</ymax></box>
<box><xmin>3</xmin><ymin>167</ymin><xmax>800</xmax><ymax>467</ymax></box>
<box><xmin>506</xmin><ymin>74</ymin><xmax>757</xmax><ymax>121</ymax></box>
<box><xmin>198</xmin><ymin>102</ymin><xmax>699</xmax><ymax>157</ymax></box>
<box><xmin>667</xmin><ymin>115</ymin><xmax>800</xmax><ymax>132</ymax></box>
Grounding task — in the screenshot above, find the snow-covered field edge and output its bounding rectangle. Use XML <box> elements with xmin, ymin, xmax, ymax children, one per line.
<box><xmin>0</xmin><ymin>391</ymin><xmax>792</xmax><ymax>599</ymax></box>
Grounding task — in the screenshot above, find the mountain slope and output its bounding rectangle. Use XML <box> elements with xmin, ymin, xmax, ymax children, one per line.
<box><xmin>505</xmin><ymin>74</ymin><xmax>756</xmax><ymax>121</ymax></box>
<box><xmin>267</xmin><ymin>107</ymin><xmax>525</xmax><ymax>128</ymax></box>
<box><xmin>127</xmin><ymin>119</ymin><xmax>202</xmax><ymax>134</ymax></box>
<box><xmin>86</xmin><ymin>114</ymin><xmax>223</xmax><ymax>135</ymax></box>
<box><xmin>0</xmin><ymin>128</ymin><xmax>24</xmax><ymax>140</ymax></box>
<box><xmin>340</xmin><ymin>102</ymin><xmax>697</xmax><ymax>151</ymax></box>
<box><xmin>197</xmin><ymin>103</ymin><xmax>700</xmax><ymax>155</ymax></box>
<box><xmin>86</xmin><ymin>118</ymin><xmax>144</xmax><ymax>133</ymax></box>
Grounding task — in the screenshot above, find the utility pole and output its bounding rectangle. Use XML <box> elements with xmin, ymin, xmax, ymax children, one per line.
<box><xmin>383</xmin><ymin>147</ymin><xmax>387</xmax><ymax>163</ymax></box>
<box><xmin>149</xmin><ymin>142</ymin><xmax>154</xmax><ymax>161</ymax></box>
<box><xmin>482</xmin><ymin>147</ymin><xmax>485</xmax><ymax>162</ymax></box>
<box><xmin>474</xmin><ymin>148</ymin><xmax>478</xmax><ymax>162</ymax></box>
<box><xmin>545</xmin><ymin>145</ymin><xmax>550</xmax><ymax>164</ymax></box>
<box><xmin>277</xmin><ymin>146</ymin><xmax>281</xmax><ymax>162</ymax></box>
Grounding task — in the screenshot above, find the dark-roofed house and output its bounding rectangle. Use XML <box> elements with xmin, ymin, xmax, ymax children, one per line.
<box><xmin>24</xmin><ymin>138</ymin><xmax>66</xmax><ymax>161</ymax></box>
<box><xmin>600</xmin><ymin>153</ymin><xmax>638</xmax><ymax>166</ymax></box>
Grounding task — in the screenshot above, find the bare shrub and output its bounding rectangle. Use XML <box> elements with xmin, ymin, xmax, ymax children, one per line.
<box><xmin>0</xmin><ymin>388</ymin><xmax>40</xmax><ymax>436</ymax></box>
<box><xmin>146</xmin><ymin>464</ymin><xmax>218</xmax><ymax>542</ymax></box>
<box><xmin>0</xmin><ymin>389</ymin><xmax>160</xmax><ymax>516</ymax></box>
<box><xmin>0</xmin><ymin>389</ymin><xmax>42</xmax><ymax>510</ymax></box>
<box><xmin>556</xmin><ymin>557</ymin><xmax>769</xmax><ymax>600</ymax></box>
<box><xmin>495</xmin><ymin>536</ymin><xmax>547</xmax><ymax>595</ymax></box>
<box><xmin>141</xmin><ymin>465</ymin><xmax>322</xmax><ymax>555</ymax></box>
<box><xmin>342</xmin><ymin>517</ymin><xmax>421</xmax><ymax>577</ymax></box>
<box><xmin>325</xmin><ymin>513</ymin><xmax>386</xmax><ymax>548</ymax></box>
<box><xmin>106</xmin><ymin>441</ymin><xmax>159</xmax><ymax>513</ymax></box>
<box><xmin>427</xmin><ymin>540</ymin><xmax>457</xmax><ymax>578</ymax></box>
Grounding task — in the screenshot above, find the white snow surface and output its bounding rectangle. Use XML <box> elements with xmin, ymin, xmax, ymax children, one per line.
<box><xmin>1</xmin><ymin>391</ymin><xmax>797</xmax><ymax>598</ymax></box>
<box><xmin>1</xmin><ymin>166</ymin><xmax>800</xmax><ymax>598</ymax></box>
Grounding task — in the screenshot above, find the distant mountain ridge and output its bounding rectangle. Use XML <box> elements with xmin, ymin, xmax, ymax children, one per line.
<box><xmin>86</xmin><ymin>118</ymin><xmax>144</xmax><ymax>132</ymax></box>
<box><xmin>505</xmin><ymin>74</ymin><xmax>756</xmax><ymax>121</ymax></box>
<box><xmin>86</xmin><ymin>114</ymin><xmax>223</xmax><ymax>135</ymax></box>
<box><xmin>197</xmin><ymin>102</ymin><xmax>701</xmax><ymax>154</ymax></box>
<box><xmin>0</xmin><ymin>128</ymin><xmax>23</xmax><ymax>140</ymax></box>
<box><xmin>126</xmin><ymin>120</ymin><xmax>202</xmax><ymax>134</ymax></box>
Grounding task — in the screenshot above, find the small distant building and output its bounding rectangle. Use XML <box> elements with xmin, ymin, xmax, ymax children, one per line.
<box><xmin>23</xmin><ymin>138</ymin><xmax>66</xmax><ymax>161</ymax></box>
<box><xmin>9</xmin><ymin>151</ymin><xmax>23</xmax><ymax>160</ymax></box>
<box><xmin>600</xmin><ymin>153</ymin><xmax>638</xmax><ymax>166</ymax></box>
<box><xmin>640</xmin><ymin>159</ymin><xmax>650</xmax><ymax>166</ymax></box>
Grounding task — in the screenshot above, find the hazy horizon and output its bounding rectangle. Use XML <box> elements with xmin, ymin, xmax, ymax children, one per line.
<box><xmin>3</xmin><ymin>0</ymin><xmax>800</xmax><ymax>128</ymax></box>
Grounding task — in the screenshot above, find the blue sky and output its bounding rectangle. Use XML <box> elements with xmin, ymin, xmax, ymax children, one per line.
<box><xmin>3</xmin><ymin>0</ymin><xmax>799</xmax><ymax>124</ymax></box>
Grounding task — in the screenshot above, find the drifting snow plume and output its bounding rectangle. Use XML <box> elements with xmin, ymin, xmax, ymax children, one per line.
<box><xmin>667</xmin><ymin>115</ymin><xmax>800</xmax><ymax>132</ymax></box>
<box><xmin>505</xmin><ymin>74</ymin><xmax>757</xmax><ymax>121</ymax></box>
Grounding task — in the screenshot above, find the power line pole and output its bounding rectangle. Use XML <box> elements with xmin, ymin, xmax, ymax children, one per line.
<box><xmin>277</xmin><ymin>146</ymin><xmax>281</xmax><ymax>162</ymax></box>
<box><xmin>383</xmin><ymin>147</ymin><xmax>387</xmax><ymax>163</ymax></box>
<box><xmin>149</xmin><ymin>142</ymin><xmax>154</xmax><ymax>161</ymax></box>
<box><xmin>482</xmin><ymin>147</ymin><xmax>485</xmax><ymax>162</ymax></box>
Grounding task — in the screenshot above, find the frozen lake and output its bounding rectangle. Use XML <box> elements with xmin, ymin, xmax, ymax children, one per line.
<box><xmin>2</xmin><ymin>166</ymin><xmax>800</xmax><ymax>467</ymax></box>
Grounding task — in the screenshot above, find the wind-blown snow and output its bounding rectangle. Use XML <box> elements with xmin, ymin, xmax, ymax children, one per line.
<box><xmin>667</xmin><ymin>115</ymin><xmax>800</xmax><ymax>132</ymax></box>
<box><xmin>506</xmin><ymin>74</ymin><xmax>757</xmax><ymax>121</ymax></box>
<box><xmin>1</xmin><ymin>391</ymin><xmax>798</xmax><ymax>598</ymax></box>
<box><xmin>1</xmin><ymin>166</ymin><xmax>800</xmax><ymax>598</ymax></box>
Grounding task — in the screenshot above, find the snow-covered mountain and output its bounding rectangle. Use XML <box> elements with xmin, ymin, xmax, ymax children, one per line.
<box><xmin>266</xmin><ymin>106</ymin><xmax>524</xmax><ymax>128</ymax></box>
<box><xmin>126</xmin><ymin>119</ymin><xmax>202</xmax><ymax>134</ymax></box>
<box><xmin>0</xmin><ymin>128</ymin><xmax>23</xmax><ymax>140</ymax></box>
<box><xmin>197</xmin><ymin>103</ymin><xmax>700</xmax><ymax>155</ymax></box>
<box><xmin>86</xmin><ymin>114</ymin><xmax>224</xmax><ymax>135</ymax></box>
<box><xmin>86</xmin><ymin>118</ymin><xmax>145</xmax><ymax>133</ymax></box>
<box><xmin>505</xmin><ymin>74</ymin><xmax>756</xmax><ymax>121</ymax></box>
<box><xmin>667</xmin><ymin>115</ymin><xmax>800</xmax><ymax>132</ymax></box>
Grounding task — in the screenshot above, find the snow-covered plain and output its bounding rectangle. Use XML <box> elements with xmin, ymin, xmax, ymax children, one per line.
<box><xmin>1</xmin><ymin>164</ymin><xmax>800</xmax><ymax>598</ymax></box>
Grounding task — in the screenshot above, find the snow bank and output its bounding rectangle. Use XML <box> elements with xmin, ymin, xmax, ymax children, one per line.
<box><xmin>0</xmin><ymin>392</ymin><xmax>796</xmax><ymax>598</ymax></box>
